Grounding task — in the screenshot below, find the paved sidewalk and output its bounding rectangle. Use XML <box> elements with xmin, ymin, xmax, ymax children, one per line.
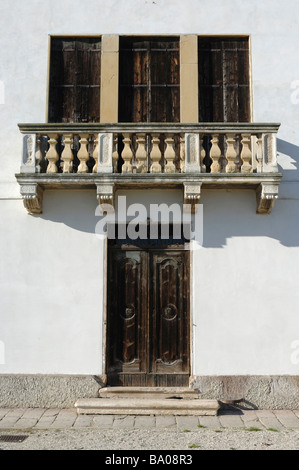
<box><xmin>1</xmin><ymin>408</ymin><xmax>299</xmax><ymax>431</ymax></box>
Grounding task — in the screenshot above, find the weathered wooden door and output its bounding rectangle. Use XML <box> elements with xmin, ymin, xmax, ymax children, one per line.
<box><xmin>107</xmin><ymin>247</ymin><xmax>190</xmax><ymax>386</ymax></box>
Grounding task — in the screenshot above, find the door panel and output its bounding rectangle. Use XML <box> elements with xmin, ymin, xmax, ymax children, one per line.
<box><xmin>107</xmin><ymin>250</ymin><xmax>147</xmax><ymax>381</ymax></box>
<box><xmin>107</xmin><ymin>248</ymin><xmax>190</xmax><ymax>387</ymax></box>
<box><xmin>150</xmin><ymin>252</ymin><xmax>189</xmax><ymax>374</ymax></box>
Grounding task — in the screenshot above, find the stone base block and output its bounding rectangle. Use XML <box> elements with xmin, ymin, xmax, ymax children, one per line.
<box><xmin>75</xmin><ymin>398</ymin><xmax>220</xmax><ymax>416</ymax></box>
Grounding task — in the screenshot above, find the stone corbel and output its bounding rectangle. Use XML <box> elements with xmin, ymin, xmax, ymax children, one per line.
<box><xmin>184</xmin><ymin>182</ymin><xmax>202</xmax><ymax>213</ymax></box>
<box><xmin>256</xmin><ymin>182</ymin><xmax>279</xmax><ymax>214</ymax></box>
<box><xmin>20</xmin><ymin>183</ymin><xmax>43</xmax><ymax>215</ymax></box>
<box><xmin>96</xmin><ymin>183</ymin><xmax>115</xmax><ymax>207</ymax></box>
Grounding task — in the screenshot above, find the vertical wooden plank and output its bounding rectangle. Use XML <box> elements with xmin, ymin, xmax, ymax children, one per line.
<box><xmin>237</xmin><ymin>39</ymin><xmax>250</xmax><ymax>122</ymax></box>
<box><xmin>150</xmin><ymin>38</ymin><xmax>180</xmax><ymax>122</ymax></box>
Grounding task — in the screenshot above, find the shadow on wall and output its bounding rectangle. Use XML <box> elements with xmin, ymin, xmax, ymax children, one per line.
<box><xmin>277</xmin><ymin>139</ymin><xmax>299</xmax><ymax>174</ymax></box>
<box><xmin>39</xmin><ymin>187</ymin><xmax>299</xmax><ymax>249</ymax></box>
<box><xmin>277</xmin><ymin>138</ymin><xmax>299</xmax><ymax>172</ymax></box>
<box><xmin>200</xmin><ymin>190</ymin><xmax>299</xmax><ymax>248</ymax></box>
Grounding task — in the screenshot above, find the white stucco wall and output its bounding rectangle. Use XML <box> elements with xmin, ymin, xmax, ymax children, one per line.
<box><xmin>0</xmin><ymin>0</ymin><xmax>299</xmax><ymax>375</ymax></box>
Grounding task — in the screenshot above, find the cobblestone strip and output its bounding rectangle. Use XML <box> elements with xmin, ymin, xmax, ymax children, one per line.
<box><xmin>1</xmin><ymin>408</ymin><xmax>299</xmax><ymax>431</ymax></box>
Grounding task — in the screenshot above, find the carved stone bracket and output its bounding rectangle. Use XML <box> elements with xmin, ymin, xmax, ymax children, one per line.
<box><xmin>184</xmin><ymin>182</ymin><xmax>202</xmax><ymax>212</ymax></box>
<box><xmin>96</xmin><ymin>183</ymin><xmax>115</xmax><ymax>207</ymax></box>
<box><xmin>256</xmin><ymin>182</ymin><xmax>279</xmax><ymax>214</ymax></box>
<box><xmin>20</xmin><ymin>183</ymin><xmax>43</xmax><ymax>215</ymax></box>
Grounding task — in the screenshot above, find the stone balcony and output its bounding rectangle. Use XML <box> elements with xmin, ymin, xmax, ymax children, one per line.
<box><xmin>16</xmin><ymin>122</ymin><xmax>282</xmax><ymax>215</ymax></box>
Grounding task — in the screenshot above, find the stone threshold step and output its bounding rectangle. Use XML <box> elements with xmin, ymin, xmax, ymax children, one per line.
<box><xmin>75</xmin><ymin>398</ymin><xmax>220</xmax><ymax>416</ymax></box>
<box><xmin>99</xmin><ymin>386</ymin><xmax>199</xmax><ymax>399</ymax></box>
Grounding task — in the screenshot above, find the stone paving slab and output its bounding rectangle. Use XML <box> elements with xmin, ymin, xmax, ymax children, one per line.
<box><xmin>155</xmin><ymin>415</ymin><xmax>177</xmax><ymax>429</ymax></box>
<box><xmin>240</xmin><ymin>410</ymin><xmax>265</xmax><ymax>429</ymax></box>
<box><xmin>198</xmin><ymin>415</ymin><xmax>221</xmax><ymax>429</ymax></box>
<box><xmin>92</xmin><ymin>415</ymin><xmax>114</xmax><ymax>428</ymax></box>
<box><xmin>272</xmin><ymin>410</ymin><xmax>299</xmax><ymax>429</ymax></box>
<box><xmin>218</xmin><ymin>412</ymin><xmax>244</xmax><ymax>429</ymax></box>
<box><xmin>176</xmin><ymin>415</ymin><xmax>200</xmax><ymax>431</ymax></box>
<box><xmin>255</xmin><ymin>410</ymin><xmax>285</xmax><ymax>431</ymax></box>
<box><xmin>134</xmin><ymin>416</ymin><xmax>156</xmax><ymax>428</ymax></box>
<box><xmin>1</xmin><ymin>408</ymin><xmax>299</xmax><ymax>431</ymax></box>
<box><xmin>113</xmin><ymin>415</ymin><xmax>135</xmax><ymax>429</ymax></box>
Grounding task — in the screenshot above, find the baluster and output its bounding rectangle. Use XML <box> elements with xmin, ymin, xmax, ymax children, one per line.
<box><xmin>179</xmin><ymin>134</ymin><xmax>185</xmax><ymax>172</ymax></box>
<box><xmin>46</xmin><ymin>133</ymin><xmax>59</xmax><ymax>173</ymax></box>
<box><xmin>210</xmin><ymin>134</ymin><xmax>221</xmax><ymax>173</ymax></box>
<box><xmin>77</xmin><ymin>134</ymin><xmax>90</xmax><ymax>173</ymax></box>
<box><xmin>136</xmin><ymin>133</ymin><xmax>147</xmax><ymax>173</ymax></box>
<box><xmin>200</xmin><ymin>135</ymin><xmax>206</xmax><ymax>173</ymax></box>
<box><xmin>150</xmin><ymin>134</ymin><xmax>162</xmax><ymax>173</ymax></box>
<box><xmin>35</xmin><ymin>135</ymin><xmax>42</xmax><ymax>173</ymax></box>
<box><xmin>256</xmin><ymin>134</ymin><xmax>263</xmax><ymax>173</ymax></box>
<box><xmin>61</xmin><ymin>133</ymin><xmax>73</xmax><ymax>173</ymax></box>
<box><xmin>225</xmin><ymin>133</ymin><xmax>237</xmax><ymax>173</ymax></box>
<box><xmin>240</xmin><ymin>133</ymin><xmax>252</xmax><ymax>173</ymax></box>
<box><xmin>92</xmin><ymin>134</ymin><xmax>99</xmax><ymax>173</ymax></box>
<box><xmin>164</xmin><ymin>134</ymin><xmax>176</xmax><ymax>173</ymax></box>
<box><xmin>112</xmin><ymin>135</ymin><xmax>119</xmax><ymax>173</ymax></box>
<box><xmin>121</xmin><ymin>133</ymin><xmax>133</xmax><ymax>173</ymax></box>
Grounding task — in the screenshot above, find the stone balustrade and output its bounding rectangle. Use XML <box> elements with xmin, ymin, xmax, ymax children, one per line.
<box><xmin>18</xmin><ymin>123</ymin><xmax>280</xmax><ymax>176</ymax></box>
<box><xmin>16</xmin><ymin>123</ymin><xmax>282</xmax><ymax>215</ymax></box>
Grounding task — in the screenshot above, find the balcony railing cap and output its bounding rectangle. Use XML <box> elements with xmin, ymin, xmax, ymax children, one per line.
<box><xmin>18</xmin><ymin>122</ymin><xmax>281</xmax><ymax>135</ymax></box>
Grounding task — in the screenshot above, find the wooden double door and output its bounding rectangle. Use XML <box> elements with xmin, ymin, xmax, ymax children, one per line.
<box><xmin>107</xmin><ymin>247</ymin><xmax>190</xmax><ymax>387</ymax></box>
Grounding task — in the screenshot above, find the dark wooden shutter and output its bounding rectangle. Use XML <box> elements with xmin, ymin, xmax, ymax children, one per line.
<box><xmin>118</xmin><ymin>37</ymin><xmax>180</xmax><ymax>123</ymax></box>
<box><xmin>198</xmin><ymin>37</ymin><xmax>250</xmax><ymax>122</ymax></box>
<box><xmin>48</xmin><ymin>37</ymin><xmax>101</xmax><ymax>123</ymax></box>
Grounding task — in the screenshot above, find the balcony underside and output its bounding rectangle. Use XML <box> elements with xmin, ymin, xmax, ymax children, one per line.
<box><xmin>16</xmin><ymin>172</ymin><xmax>282</xmax><ymax>215</ymax></box>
